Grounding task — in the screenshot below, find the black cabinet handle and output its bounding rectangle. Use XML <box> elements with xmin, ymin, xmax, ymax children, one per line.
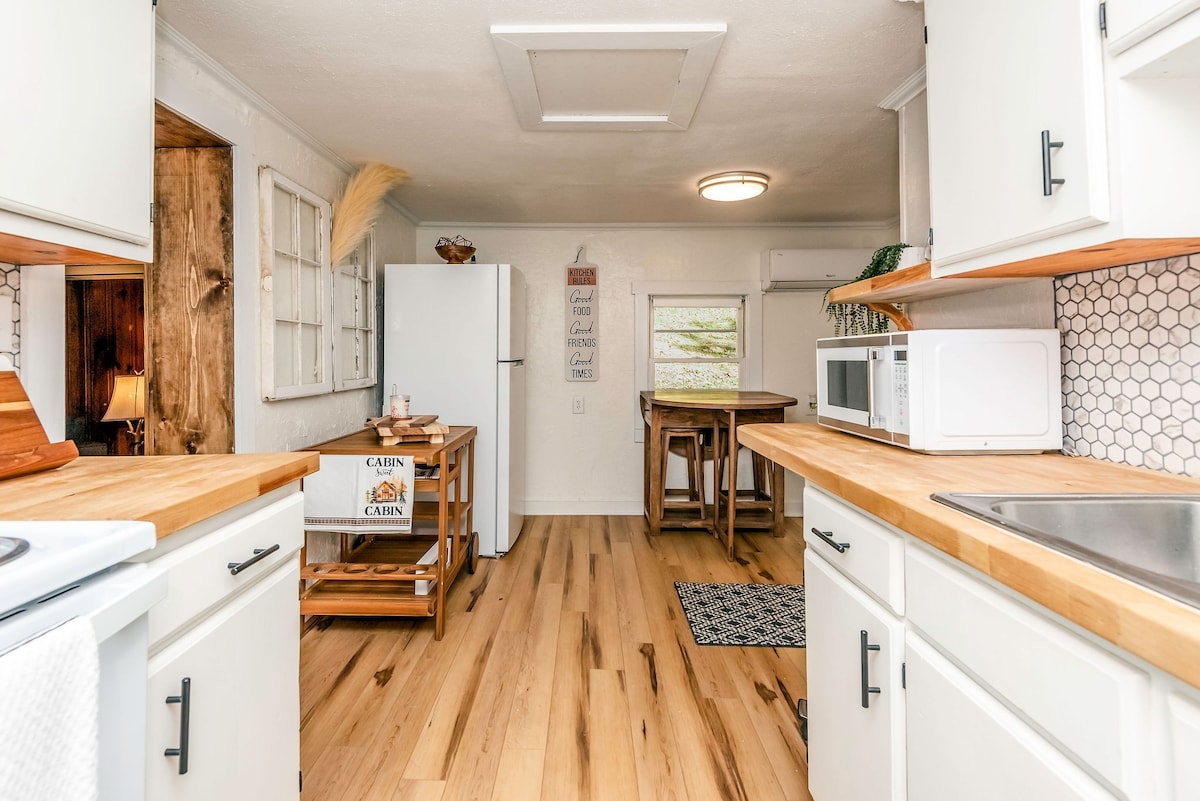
<box><xmin>227</xmin><ymin>543</ymin><xmax>279</xmax><ymax>575</ymax></box>
<box><xmin>860</xmin><ymin>630</ymin><xmax>881</xmax><ymax>708</ymax></box>
<box><xmin>1041</xmin><ymin>129</ymin><xmax>1065</xmax><ymax>196</ymax></box>
<box><xmin>811</xmin><ymin>526</ymin><xmax>850</xmax><ymax>554</ymax></box>
<box><xmin>164</xmin><ymin>677</ymin><xmax>191</xmax><ymax>774</ymax></box>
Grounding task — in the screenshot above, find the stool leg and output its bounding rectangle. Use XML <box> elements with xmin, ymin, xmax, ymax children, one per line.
<box><xmin>690</xmin><ymin>432</ymin><xmax>705</xmax><ymax>519</ymax></box>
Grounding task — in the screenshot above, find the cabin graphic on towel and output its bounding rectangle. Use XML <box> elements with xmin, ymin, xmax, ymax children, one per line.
<box><xmin>368</xmin><ymin>478</ymin><xmax>406</xmax><ymax>505</ymax></box>
<box><xmin>302</xmin><ymin>454</ymin><xmax>415</xmax><ymax>532</ymax></box>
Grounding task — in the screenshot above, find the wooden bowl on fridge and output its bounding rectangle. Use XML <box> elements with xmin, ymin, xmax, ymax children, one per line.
<box><xmin>435</xmin><ymin>244</ymin><xmax>476</xmax><ymax>264</ymax></box>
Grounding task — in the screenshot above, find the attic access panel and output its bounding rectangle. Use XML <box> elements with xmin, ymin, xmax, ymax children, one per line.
<box><xmin>490</xmin><ymin>24</ymin><xmax>727</xmax><ymax>131</ymax></box>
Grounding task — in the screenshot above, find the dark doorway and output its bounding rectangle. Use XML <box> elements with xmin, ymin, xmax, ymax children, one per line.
<box><xmin>64</xmin><ymin>275</ymin><xmax>145</xmax><ymax>455</ymax></box>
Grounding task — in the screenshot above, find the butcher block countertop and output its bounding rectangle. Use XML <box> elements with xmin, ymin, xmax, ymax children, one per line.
<box><xmin>0</xmin><ymin>452</ymin><xmax>318</xmax><ymax>539</ymax></box>
<box><xmin>738</xmin><ymin>423</ymin><xmax>1200</xmax><ymax>690</ymax></box>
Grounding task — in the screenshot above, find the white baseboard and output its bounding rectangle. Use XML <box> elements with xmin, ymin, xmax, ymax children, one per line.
<box><xmin>522</xmin><ymin>500</ymin><xmax>804</xmax><ymax>517</ymax></box>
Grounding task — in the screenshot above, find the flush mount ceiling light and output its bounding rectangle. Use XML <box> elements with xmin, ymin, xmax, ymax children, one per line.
<box><xmin>697</xmin><ymin>171</ymin><xmax>769</xmax><ymax>202</ymax></box>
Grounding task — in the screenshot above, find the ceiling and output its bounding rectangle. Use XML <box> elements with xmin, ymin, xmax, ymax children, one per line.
<box><xmin>157</xmin><ymin>0</ymin><xmax>926</xmax><ymax>226</ymax></box>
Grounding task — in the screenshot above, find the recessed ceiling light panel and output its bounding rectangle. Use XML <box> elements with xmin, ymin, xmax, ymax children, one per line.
<box><xmin>698</xmin><ymin>171</ymin><xmax>769</xmax><ymax>202</ymax></box>
<box><xmin>490</xmin><ymin>23</ymin><xmax>727</xmax><ymax>131</ymax></box>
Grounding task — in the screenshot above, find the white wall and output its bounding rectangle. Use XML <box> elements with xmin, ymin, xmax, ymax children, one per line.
<box><xmin>413</xmin><ymin>225</ymin><xmax>896</xmax><ymax>514</ymax></box>
<box><xmin>155</xmin><ymin>25</ymin><xmax>418</xmax><ymax>452</ymax></box>
<box><xmin>908</xmin><ymin>279</ymin><xmax>1055</xmax><ymax>329</ymax></box>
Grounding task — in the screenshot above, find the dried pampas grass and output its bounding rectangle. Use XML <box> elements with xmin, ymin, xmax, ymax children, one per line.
<box><xmin>330</xmin><ymin>162</ymin><xmax>409</xmax><ymax>266</ymax></box>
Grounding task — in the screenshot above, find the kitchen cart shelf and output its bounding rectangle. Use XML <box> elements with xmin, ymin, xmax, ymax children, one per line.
<box><xmin>825</xmin><ymin>238</ymin><xmax>1200</xmax><ymax>307</ymax></box>
<box><xmin>300</xmin><ymin>426</ymin><xmax>476</xmax><ymax>640</ymax></box>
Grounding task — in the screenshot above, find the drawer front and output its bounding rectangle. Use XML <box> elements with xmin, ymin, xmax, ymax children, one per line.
<box><xmin>803</xmin><ymin>484</ymin><xmax>905</xmax><ymax>614</ymax></box>
<box><xmin>906</xmin><ymin>543</ymin><xmax>1151</xmax><ymax>797</ymax></box>
<box><xmin>148</xmin><ymin>492</ymin><xmax>303</xmax><ymax>648</ymax></box>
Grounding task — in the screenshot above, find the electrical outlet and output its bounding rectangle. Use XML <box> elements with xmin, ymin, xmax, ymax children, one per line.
<box><xmin>572</xmin><ymin>396</ymin><xmax>585</xmax><ymax>414</ymax></box>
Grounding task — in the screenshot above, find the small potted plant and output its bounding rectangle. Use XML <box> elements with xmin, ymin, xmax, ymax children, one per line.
<box><xmin>823</xmin><ymin>243</ymin><xmax>911</xmax><ymax>336</ymax></box>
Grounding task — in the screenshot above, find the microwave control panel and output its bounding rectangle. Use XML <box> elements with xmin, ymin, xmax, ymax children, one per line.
<box><xmin>892</xmin><ymin>347</ymin><xmax>909</xmax><ymax>434</ymax></box>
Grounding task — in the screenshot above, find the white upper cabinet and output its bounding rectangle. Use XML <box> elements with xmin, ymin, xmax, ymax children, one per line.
<box><xmin>1104</xmin><ymin>0</ymin><xmax>1200</xmax><ymax>52</ymax></box>
<box><xmin>0</xmin><ymin>0</ymin><xmax>154</xmax><ymax>263</ymax></box>
<box><xmin>925</xmin><ymin>0</ymin><xmax>1110</xmax><ymax>274</ymax></box>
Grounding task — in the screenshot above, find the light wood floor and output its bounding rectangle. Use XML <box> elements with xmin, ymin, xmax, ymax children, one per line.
<box><xmin>298</xmin><ymin>516</ymin><xmax>812</xmax><ymax>801</ymax></box>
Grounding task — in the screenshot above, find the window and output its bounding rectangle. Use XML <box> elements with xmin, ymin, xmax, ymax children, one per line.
<box><xmin>651</xmin><ymin>295</ymin><xmax>743</xmax><ymax>389</ymax></box>
<box><xmin>260</xmin><ymin>169</ymin><xmax>333</xmax><ymax>399</ymax></box>
<box><xmin>631</xmin><ymin>280</ymin><xmax>762</xmax><ymax>440</ymax></box>
<box><xmin>333</xmin><ymin>230</ymin><xmax>376</xmax><ymax>391</ymax></box>
<box><xmin>259</xmin><ymin>169</ymin><xmax>379</xmax><ymax>399</ymax></box>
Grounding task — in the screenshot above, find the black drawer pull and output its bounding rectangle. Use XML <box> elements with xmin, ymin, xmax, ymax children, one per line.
<box><xmin>811</xmin><ymin>527</ymin><xmax>850</xmax><ymax>554</ymax></box>
<box><xmin>164</xmin><ymin>677</ymin><xmax>191</xmax><ymax>774</ymax></box>
<box><xmin>860</xmin><ymin>630</ymin><xmax>881</xmax><ymax>709</ymax></box>
<box><xmin>227</xmin><ymin>543</ymin><xmax>280</xmax><ymax>575</ymax></box>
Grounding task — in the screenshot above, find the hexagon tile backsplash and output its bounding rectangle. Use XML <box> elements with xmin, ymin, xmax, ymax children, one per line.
<box><xmin>0</xmin><ymin>265</ymin><xmax>17</xmax><ymax>372</ymax></box>
<box><xmin>1056</xmin><ymin>253</ymin><xmax>1200</xmax><ymax>476</ymax></box>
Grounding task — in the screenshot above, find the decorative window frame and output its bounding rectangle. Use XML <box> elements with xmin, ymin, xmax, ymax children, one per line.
<box><xmin>258</xmin><ymin>168</ymin><xmax>334</xmax><ymax>400</ymax></box>
<box><xmin>630</xmin><ymin>280</ymin><xmax>762</xmax><ymax>442</ymax></box>
<box><xmin>332</xmin><ymin>229</ymin><xmax>377</xmax><ymax>391</ymax></box>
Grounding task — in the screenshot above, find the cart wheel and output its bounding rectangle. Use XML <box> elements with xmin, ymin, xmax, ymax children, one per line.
<box><xmin>467</xmin><ymin>531</ymin><xmax>478</xmax><ymax>574</ymax></box>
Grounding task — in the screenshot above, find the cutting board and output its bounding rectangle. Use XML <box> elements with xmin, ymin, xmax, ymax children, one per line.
<box><xmin>364</xmin><ymin>415</ymin><xmax>452</xmax><ymax>445</ymax></box>
<box><xmin>0</xmin><ymin>371</ymin><xmax>79</xmax><ymax>481</ymax></box>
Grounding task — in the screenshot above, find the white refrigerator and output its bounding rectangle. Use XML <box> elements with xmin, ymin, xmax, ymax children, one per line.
<box><xmin>383</xmin><ymin>263</ymin><xmax>526</xmax><ymax>556</ymax></box>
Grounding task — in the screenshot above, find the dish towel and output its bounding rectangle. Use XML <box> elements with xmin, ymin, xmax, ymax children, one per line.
<box><xmin>0</xmin><ymin>617</ymin><xmax>100</xmax><ymax>801</ymax></box>
<box><xmin>304</xmin><ymin>453</ymin><xmax>415</xmax><ymax>532</ymax></box>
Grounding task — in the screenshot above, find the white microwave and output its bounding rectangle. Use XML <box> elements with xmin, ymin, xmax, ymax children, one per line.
<box><xmin>816</xmin><ymin>329</ymin><xmax>1063</xmax><ymax>454</ymax></box>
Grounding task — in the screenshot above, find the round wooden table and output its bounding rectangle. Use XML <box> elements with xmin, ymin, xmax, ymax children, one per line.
<box><xmin>639</xmin><ymin>390</ymin><xmax>798</xmax><ymax>559</ymax></box>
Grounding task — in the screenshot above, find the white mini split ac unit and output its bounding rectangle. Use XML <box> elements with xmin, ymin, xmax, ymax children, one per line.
<box><xmin>760</xmin><ymin>248</ymin><xmax>877</xmax><ymax>291</ymax></box>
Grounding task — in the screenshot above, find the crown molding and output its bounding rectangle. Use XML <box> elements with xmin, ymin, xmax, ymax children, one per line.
<box><xmin>878</xmin><ymin>65</ymin><xmax>927</xmax><ymax>110</ymax></box>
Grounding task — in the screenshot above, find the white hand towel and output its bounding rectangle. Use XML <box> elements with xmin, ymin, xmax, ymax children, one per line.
<box><xmin>0</xmin><ymin>617</ymin><xmax>100</xmax><ymax>801</ymax></box>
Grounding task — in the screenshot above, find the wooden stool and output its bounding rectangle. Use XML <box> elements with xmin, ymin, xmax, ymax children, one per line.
<box><xmin>715</xmin><ymin>429</ymin><xmax>777</xmax><ymax>515</ymax></box>
<box><xmin>661</xmin><ymin>427</ymin><xmax>707</xmax><ymax>519</ymax></box>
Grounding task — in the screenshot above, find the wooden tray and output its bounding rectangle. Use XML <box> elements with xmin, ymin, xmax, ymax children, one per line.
<box><xmin>0</xmin><ymin>371</ymin><xmax>79</xmax><ymax>481</ymax></box>
<box><xmin>364</xmin><ymin>415</ymin><xmax>451</xmax><ymax>445</ymax></box>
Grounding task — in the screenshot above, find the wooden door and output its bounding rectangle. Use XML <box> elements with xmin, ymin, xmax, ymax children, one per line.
<box><xmin>148</xmin><ymin>146</ymin><xmax>234</xmax><ymax>454</ymax></box>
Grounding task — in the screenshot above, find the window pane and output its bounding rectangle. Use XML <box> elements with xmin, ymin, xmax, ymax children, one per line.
<box><xmin>654</xmin><ymin>362</ymin><xmax>739</xmax><ymax>390</ymax></box>
<box><xmin>300</xmin><ymin>323</ymin><xmax>322</xmax><ymax>385</ymax></box>
<box><xmin>337</xmin><ymin>271</ymin><xmax>357</xmax><ymax>322</ymax></box>
<box><xmin>356</xmin><ymin>278</ymin><xmax>371</xmax><ymax>328</ymax></box>
<box><xmin>274</xmin><ymin>321</ymin><xmax>296</xmax><ymax>387</ymax></box>
<box><xmin>273</xmin><ymin>254</ymin><xmax>295</xmax><ymax>319</ymax></box>
<box><xmin>653</xmin><ymin>306</ymin><xmax>737</xmax><ymax>332</ymax></box>
<box><xmin>299</xmin><ymin>199</ymin><xmax>319</xmax><ymax>262</ymax></box>
<box><xmin>300</xmin><ymin>263</ymin><xmax>322</xmax><ymax>323</ymax></box>
<box><xmin>273</xmin><ymin>187</ymin><xmax>293</xmax><ymax>254</ymax></box>
<box><xmin>653</xmin><ymin>331</ymin><xmax>738</xmax><ymax>359</ymax></box>
<box><xmin>341</xmin><ymin>327</ymin><xmax>362</xmax><ymax>380</ymax></box>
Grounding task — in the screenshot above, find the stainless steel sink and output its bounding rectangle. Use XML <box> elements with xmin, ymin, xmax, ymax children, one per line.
<box><xmin>931</xmin><ymin>493</ymin><xmax>1200</xmax><ymax>610</ymax></box>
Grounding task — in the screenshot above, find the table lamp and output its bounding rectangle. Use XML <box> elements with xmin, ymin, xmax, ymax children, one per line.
<box><xmin>101</xmin><ymin>373</ymin><xmax>146</xmax><ymax>455</ymax></box>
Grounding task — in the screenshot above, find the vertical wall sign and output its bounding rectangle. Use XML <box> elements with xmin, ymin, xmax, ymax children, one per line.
<box><xmin>565</xmin><ymin>247</ymin><xmax>598</xmax><ymax>382</ymax></box>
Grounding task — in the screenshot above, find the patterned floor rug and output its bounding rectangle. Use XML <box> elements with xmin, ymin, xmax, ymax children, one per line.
<box><xmin>674</xmin><ymin>582</ymin><xmax>806</xmax><ymax>648</ymax></box>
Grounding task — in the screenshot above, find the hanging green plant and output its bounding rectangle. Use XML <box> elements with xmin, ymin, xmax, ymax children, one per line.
<box><xmin>822</xmin><ymin>243</ymin><xmax>910</xmax><ymax>336</ymax></box>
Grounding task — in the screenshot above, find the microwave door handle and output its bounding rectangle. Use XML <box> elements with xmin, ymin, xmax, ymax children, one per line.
<box><xmin>866</xmin><ymin>348</ymin><xmax>882</xmax><ymax>429</ymax></box>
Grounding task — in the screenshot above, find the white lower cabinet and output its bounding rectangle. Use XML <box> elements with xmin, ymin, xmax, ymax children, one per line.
<box><xmin>146</xmin><ymin>561</ymin><xmax>300</xmax><ymax>800</ymax></box>
<box><xmin>1166</xmin><ymin>691</ymin><xmax>1200</xmax><ymax>800</ymax></box>
<box><xmin>142</xmin><ymin>490</ymin><xmax>304</xmax><ymax>801</ymax></box>
<box><xmin>805</xmin><ymin>547</ymin><xmax>905</xmax><ymax>800</ymax></box>
<box><xmin>803</xmin><ymin>482</ymin><xmax>1200</xmax><ymax>801</ymax></box>
<box><xmin>906</xmin><ymin>632</ymin><xmax>1117</xmax><ymax>801</ymax></box>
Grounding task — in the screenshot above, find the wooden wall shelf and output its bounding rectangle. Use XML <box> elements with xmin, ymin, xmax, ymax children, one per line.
<box><xmin>825</xmin><ymin>238</ymin><xmax>1200</xmax><ymax>307</ymax></box>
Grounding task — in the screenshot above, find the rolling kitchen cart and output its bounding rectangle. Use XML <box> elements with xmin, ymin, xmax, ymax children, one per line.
<box><xmin>299</xmin><ymin>426</ymin><xmax>476</xmax><ymax>640</ymax></box>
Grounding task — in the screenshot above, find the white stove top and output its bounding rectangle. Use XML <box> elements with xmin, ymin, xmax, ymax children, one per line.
<box><xmin>0</xmin><ymin>520</ymin><xmax>157</xmax><ymax>615</ymax></box>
